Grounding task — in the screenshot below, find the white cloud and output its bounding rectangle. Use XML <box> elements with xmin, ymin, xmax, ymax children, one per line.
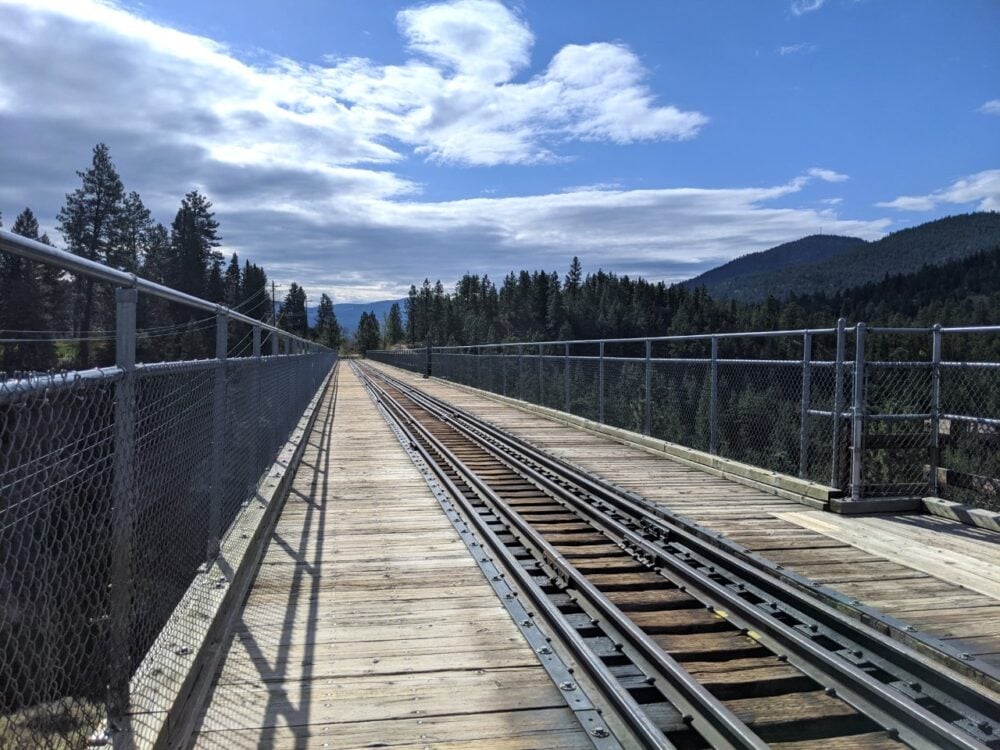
<box><xmin>876</xmin><ymin>170</ymin><xmax>1000</xmax><ymax>212</ymax></box>
<box><xmin>778</xmin><ymin>43</ymin><xmax>816</xmax><ymax>56</ymax></box>
<box><xmin>791</xmin><ymin>0</ymin><xmax>826</xmax><ymax>16</ymax></box>
<box><xmin>821</xmin><ymin>197</ymin><xmax>843</xmax><ymax>205</ymax></box>
<box><xmin>396</xmin><ymin>0</ymin><xmax>532</xmax><ymax>83</ymax></box>
<box><xmin>808</xmin><ymin>167</ymin><xmax>849</xmax><ymax>182</ymax></box>
<box><xmin>978</xmin><ymin>99</ymin><xmax>1000</xmax><ymax>116</ymax></box>
<box><xmin>0</xmin><ymin>0</ymin><xmax>890</xmax><ymax>302</ymax></box>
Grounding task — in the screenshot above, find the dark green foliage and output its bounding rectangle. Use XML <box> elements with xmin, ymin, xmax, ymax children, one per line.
<box><xmin>356</xmin><ymin>311</ymin><xmax>381</xmax><ymax>354</ymax></box>
<box><xmin>703</xmin><ymin>212</ymin><xmax>1000</xmax><ymax>303</ymax></box>
<box><xmin>169</xmin><ymin>190</ymin><xmax>220</xmax><ymax>299</ymax></box>
<box><xmin>683</xmin><ymin>234</ymin><xmax>864</xmax><ymax>297</ymax></box>
<box><xmin>386</xmin><ymin>302</ymin><xmax>404</xmax><ymax>345</ymax></box>
<box><xmin>57</xmin><ymin>143</ymin><xmax>125</xmax><ymax>367</ymax></box>
<box><xmin>280</xmin><ymin>283</ymin><xmax>309</xmax><ymax>337</ymax></box>
<box><xmin>0</xmin><ymin>208</ymin><xmax>55</xmax><ymax>370</ymax></box>
<box><xmin>314</xmin><ymin>293</ymin><xmax>341</xmax><ymax>349</ymax></box>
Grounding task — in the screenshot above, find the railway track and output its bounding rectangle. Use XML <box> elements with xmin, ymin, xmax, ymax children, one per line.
<box><xmin>354</xmin><ymin>361</ymin><xmax>1000</xmax><ymax>750</ymax></box>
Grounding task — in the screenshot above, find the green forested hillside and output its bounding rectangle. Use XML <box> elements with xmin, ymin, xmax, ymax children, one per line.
<box><xmin>706</xmin><ymin>212</ymin><xmax>1000</xmax><ymax>302</ymax></box>
<box><xmin>403</xmin><ymin>222</ymin><xmax>1000</xmax><ymax>351</ymax></box>
<box><xmin>682</xmin><ymin>234</ymin><xmax>863</xmax><ymax>296</ymax></box>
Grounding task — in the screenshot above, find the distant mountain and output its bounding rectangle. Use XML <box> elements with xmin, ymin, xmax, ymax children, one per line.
<box><xmin>683</xmin><ymin>234</ymin><xmax>864</xmax><ymax>298</ymax></box>
<box><xmin>688</xmin><ymin>212</ymin><xmax>1000</xmax><ymax>302</ymax></box>
<box><xmin>307</xmin><ymin>297</ymin><xmax>406</xmax><ymax>337</ymax></box>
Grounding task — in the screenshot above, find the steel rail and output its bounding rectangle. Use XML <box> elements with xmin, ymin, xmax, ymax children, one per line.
<box><xmin>360</xmin><ymin>362</ymin><xmax>1000</xmax><ymax>750</ymax></box>
<box><xmin>358</xmin><ymin>364</ymin><xmax>779</xmax><ymax>750</ymax></box>
<box><xmin>354</xmin><ymin>365</ymin><xmax>677</xmax><ymax>749</ymax></box>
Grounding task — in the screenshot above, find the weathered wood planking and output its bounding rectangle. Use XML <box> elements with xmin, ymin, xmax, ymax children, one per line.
<box><xmin>369</xmin><ymin>362</ymin><xmax>1000</xmax><ymax>672</ymax></box>
<box><xmin>190</xmin><ymin>366</ymin><xmax>591</xmax><ymax>749</ymax></box>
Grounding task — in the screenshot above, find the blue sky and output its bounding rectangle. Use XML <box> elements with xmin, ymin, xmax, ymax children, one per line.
<box><xmin>0</xmin><ymin>0</ymin><xmax>997</xmax><ymax>301</ymax></box>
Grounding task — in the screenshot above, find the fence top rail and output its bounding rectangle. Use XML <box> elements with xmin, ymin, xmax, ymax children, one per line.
<box><xmin>371</xmin><ymin>320</ymin><xmax>1000</xmax><ymax>355</ymax></box>
<box><xmin>419</xmin><ymin>328</ymin><xmax>842</xmax><ymax>352</ymax></box>
<box><xmin>0</xmin><ymin>228</ymin><xmax>325</xmax><ymax>350</ymax></box>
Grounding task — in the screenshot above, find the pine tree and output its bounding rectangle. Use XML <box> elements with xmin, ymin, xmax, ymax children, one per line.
<box><xmin>280</xmin><ymin>283</ymin><xmax>308</xmax><ymax>337</ymax></box>
<box><xmin>169</xmin><ymin>190</ymin><xmax>219</xmax><ymax>298</ymax></box>
<box><xmin>112</xmin><ymin>191</ymin><xmax>152</xmax><ymax>272</ymax></box>
<box><xmin>224</xmin><ymin>253</ymin><xmax>241</xmax><ymax>307</ymax></box>
<box><xmin>386</xmin><ymin>302</ymin><xmax>405</xmax><ymax>345</ymax></box>
<box><xmin>1</xmin><ymin>208</ymin><xmax>55</xmax><ymax>370</ymax></box>
<box><xmin>314</xmin><ymin>293</ymin><xmax>341</xmax><ymax>349</ymax></box>
<box><xmin>356</xmin><ymin>311</ymin><xmax>381</xmax><ymax>354</ymax></box>
<box><xmin>58</xmin><ymin>143</ymin><xmax>125</xmax><ymax>367</ymax></box>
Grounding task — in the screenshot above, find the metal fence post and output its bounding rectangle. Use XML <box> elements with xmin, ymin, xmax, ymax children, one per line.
<box><xmin>644</xmin><ymin>339</ymin><xmax>652</xmax><ymax>436</ymax></box>
<box><xmin>208</xmin><ymin>311</ymin><xmax>227</xmax><ymax>561</ymax></box>
<box><xmin>929</xmin><ymin>324</ymin><xmax>942</xmax><ymax>496</ymax></box>
<box><xmin>850</xmin><ymin>322</ymin><xmax>867</xmax><ymax>501</ymax></box>
<box><xmin>109</xmin><ymin>287</ymin><xmax>137</xmax><ymax>748</ymax></box>
<box><xmin>518</xmin><ymin>344</ymin><xmax>524</xmax><ymax>401</ymax></box>
<box><xmin>564</xmin><ymin>342</ymin><xmax>570</xmax><ymax>413</ymax></box>
<box><xmin>476</xmin><ymin>345</ymin><xmax>482</xmax><ymax>389</ymax></box>
<box><xmin>709</xmin><ymin>336</ymin><xmax>719</xmax><ymax>454</ymax></box>
<box><xmin>538</xmin><ymin>344</ymin><xmax>543</xmax><ymax>405</ymax></box>
<box><xmin>253</xmin><ymin>325</ymin><xmax>263</xmax><ymax>478</ymax></box>
<box><xmin>598</xmin><ymin>341</ymin><xmax>605</xmax><ymax>424</ymax></box>
<box><xmin>831</xmin><ymin>318</ymin><xmax>846</xmax><ymax>489</ymax></box>
<box><xmin>799</xmin><ymin>331</ymin><xmax>813</xmax><ymax>478</ymax></box>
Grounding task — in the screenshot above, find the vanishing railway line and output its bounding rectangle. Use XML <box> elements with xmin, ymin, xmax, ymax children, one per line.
<box><xmin>354</xmin><ymin>361</ymin><xmax>1000</xmax><ymax>750</ymax></box>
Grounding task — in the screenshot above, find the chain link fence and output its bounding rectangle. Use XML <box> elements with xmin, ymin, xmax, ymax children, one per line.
<box><xmin>369</xmin><ymin>322</ymin><xmax>1000</xmax><ymax>511</ymax></box>
<box><xmin>1</xmin><ymin>231</ymin><xmax>336</xmax><ymax>750</ymax></box>
<box><xmin>0</xmin><ymin>350</ymin><xmax>334</xmax><ymax>750</ymax></box>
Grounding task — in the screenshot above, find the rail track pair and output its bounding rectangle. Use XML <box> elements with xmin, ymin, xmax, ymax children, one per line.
<box><xmin>353</xmin><ymin>361</ymin><xmax>1000</xmax><ymax>750</ymax></box>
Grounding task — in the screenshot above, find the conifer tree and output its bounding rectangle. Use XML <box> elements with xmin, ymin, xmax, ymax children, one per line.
<box><xmin>314</xmin><ymin>293</ymin><xmax>341</xmax><ymax>349</ymax></box>
<box><xmin>1</xmin><ymin>208</ymin><xmax>55</xmax><ymax>370</ymax></box>
<box><xmin>356</xmin><ymin>311</ymin><xmax>381</xmax><ymax>354</ymax></box>
<box><xmin>280</xmin><ymin>283</ymin><xmax>308</xmax><ymax>336</ymax></box>
<box><xmin>386</xmin><ymin>302</ymin><xmax>405</xmax><ymax>345</ymax></box>
<box><xmin>57</xmin><ymin>143</ymin><xmax>125</xmax><ymax>367</ymax></box>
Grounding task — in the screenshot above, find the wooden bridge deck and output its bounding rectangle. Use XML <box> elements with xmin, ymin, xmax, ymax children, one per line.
<box><xmin>189</xmin><ymin>365</ymin><xmax>593</xmax><ymax>749</ymax></box>
<box><xmin>368</xmin><ymin>361</ymin><xmax>1000</xmax><ymax>674</ymax></box>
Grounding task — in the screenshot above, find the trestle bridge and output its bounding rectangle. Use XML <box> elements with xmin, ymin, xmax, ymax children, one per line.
<box><xmin>2</xmin><ymin>228</ymin><xmax>1000</xmax><ymax>749</ymax></box>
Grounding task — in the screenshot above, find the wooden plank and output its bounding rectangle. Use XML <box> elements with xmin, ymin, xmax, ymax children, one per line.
<box><xmin>191</xmin><ymin>707</ymin><xmax>588</xmax><ymax>750</ymax></box>
<box><xmin>190</xmin><ymin>367</ymin><xmax>589</xmax><ymax>749</ymax></box>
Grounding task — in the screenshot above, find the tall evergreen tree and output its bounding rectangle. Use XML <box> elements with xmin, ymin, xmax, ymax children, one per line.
<box><xmin>280</xmin><ymin>283</ymin><xmax>308</xmax><ymax>337</ymax></box>
<box><xmin>356</xmin><ymin>311</ymin><xmax>381</xmax><ymax>354</ymax></box>
<box><xmin>224</xmin><ymin>253</ymin><xmax>242</xmax><ymax>308</ymax></box>
<box><xmin>169</xmin><ymin>190</ymin><xmax>219</xmax><ymax>299</ymax></box>
<box><xmin>386</xmin><ymin>302</ymin><xmax>405</xmax><ymax>345</ymax></box>
<box><xmin>57</xmin><ymin>143</ymin><xmax>125</xmax><ymax>367</ymax></box>
<box><xmin>1</xmin><ymin>208</ymin><xmax>55</xmax><ymax>370</ymax></box>
<box><xmin>314</xmin><ymin>293</ymin><xmax>341</xmax><ymax>349</ymax></box>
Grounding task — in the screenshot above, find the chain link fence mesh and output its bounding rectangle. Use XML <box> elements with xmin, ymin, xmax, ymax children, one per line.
<box><xmin>370</xmin><ymin>325</ymin><xmax>999</xmax><ymax>510</ymax></box>
<box><xmin>1</xmin><ymin>350</ymin><xmax>335</xmax><ymax>749</ymax></box>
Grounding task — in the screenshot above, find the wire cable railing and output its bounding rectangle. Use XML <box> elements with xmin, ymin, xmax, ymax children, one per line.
<box><xmin>0</xmin><ymin>229</ymin><xmax>336</xmax><ymax>749</ymax></box>
<box><xmin>369</xmin><ymin>320</ymin><xmax>999</xmax><ymax>511</ymax></box>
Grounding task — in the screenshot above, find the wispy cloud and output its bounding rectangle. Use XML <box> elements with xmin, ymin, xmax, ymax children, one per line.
<box><xmin>0</xmin><ymin>0</ymin><xmax>891</xmax><ymax>301</ymax></box>
<box><xmin>778</xmin><ymin>42</ymin><xmax>817</xmax><ymax>56</ymax></box>
<box><xmin>876</xmin><ymin>169</ymin><xmax>1000</xmax><ymax>212</ymax></box>
<box><xmin>978</xmin><ymin>99</ymin><xmax>1000</xmax><ymax>116</ymax></box>
<box><xmin>791</xmin><ymin>0</ymin><xmax>827</xmax><ymax>16</ymax></box>
<box><xmin>808</xmin><ymin>167</ymin><xmax>849</xmax><ymax>183</ymax></box>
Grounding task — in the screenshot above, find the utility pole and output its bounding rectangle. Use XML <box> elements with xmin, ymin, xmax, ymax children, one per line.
<box><xmin>271</xmin><ymin>280</ymin><xmax>277</xmax><ymax>326</ymax></box>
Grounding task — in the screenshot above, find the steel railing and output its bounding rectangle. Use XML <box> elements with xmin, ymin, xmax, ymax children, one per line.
<box><xmin>369</xmin><ymin>321</ymin><xmax>999</xmax><ymax>510</ymax></box>
<box><xmin>0</xmin><ymin>230</ymin><xmax>336</xmax><ymax>749</ymax></box>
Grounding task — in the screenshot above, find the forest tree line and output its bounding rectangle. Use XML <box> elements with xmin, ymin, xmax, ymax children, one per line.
<box><xmin>0</xmin><ymin>143</ymin><xmax>342</xmax><ymax>372</ymax></box>
<box><xmin>402</xmin><ymin>245</ymin><xmax>1000</xmax><ymax>360</ymax></box>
